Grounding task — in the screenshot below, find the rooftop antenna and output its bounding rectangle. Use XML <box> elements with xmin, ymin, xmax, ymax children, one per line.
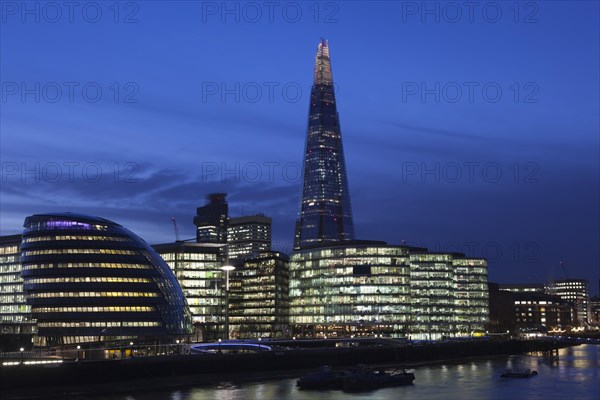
<box><xmin>560</xmin><ymin>261</ymin><xmax>568</xmax><ymax>279</ymax></box>
<box><xmin>171</xmin><ymin>217</ymin><xmax>180</xmax><ymax>242</ymax></box>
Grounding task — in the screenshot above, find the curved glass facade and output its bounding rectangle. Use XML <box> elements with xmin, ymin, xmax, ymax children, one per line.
<box><xmin>21</xmin><ymin>213</ymin><xmax>191</xmax><ymax>345</ymax></box>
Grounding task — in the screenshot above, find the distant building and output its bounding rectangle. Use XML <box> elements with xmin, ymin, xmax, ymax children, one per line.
<box><xmin>193</xmin><ymin>193</ymin><xmax>228</xmax><ymax>244</ymax></box>
<box><xmin>589</xmin><ymin>296</ymin><xmax>600</xmax><ymax>325</ymax></box>
<box><xmin>513</xmin><ymin>292</ymin><xmax>573</xmax><ymax>330</ymax></box>
<box><xmin>0</xmin><ymin>234</ymin><xmax>35</xmax><ymax>337</ymax></box>
<box><xmin>227</xmin><ymin>215</ymin><xmax>272</xmax><ymax>261</ymax></box>
<box><xmin>230</xmin><ymin>251</ymin><xmax>289</xmax><ymax>339</ymax></box>
<box><xmin>548</xmin><ymin>279</ymin><xmax>590</xmax><ymax>324</ymax></box>
<box><xmin>498</xmin><ymin>283</ymin><xmax>545</xmax><ymax>294</ymax></box>
<box><xmin>153</xmin><ymin>241</ymin><xmax>226</xmax><ymax>342</ymax></box>
<box><xmin>487</xmin><ymin>283</ymin><xmax>516</xmax><ymax>334</ymax></box>
<box><xmin>21</xmin><ymin>213</ymin><xmax>192</xmax><ymax>347</ymax></box>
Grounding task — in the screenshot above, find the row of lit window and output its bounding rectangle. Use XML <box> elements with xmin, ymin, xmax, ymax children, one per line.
<box><xmin>0</xmin><ymin>246</ymin><xmax>19</xmax><ymax>255</ymax></box>
<box><xmin>25</xmin><ymin>277</ymin><xmax>151</xmax><ymax>284</ymax></box>
<box><xmin>0</xmin><ymin>265</ymin><xmax>22</xmax><ymax>274</ymax></box>
<box><xmin>23</xmin><ymin>235</ymin><xmax>130</xmax><ymax>243</ymax></box>
<box><xmin>23</xmin><ymin>249</ymin><xmax>137</xmax><ymax>256</ymax></box>
<box><xmin>28</xmin><ymin>291</ymin><xmax>159</xmax><ymax>298</ymax></box>
<box><xmin>32</xmin><ymin>306</ymin><xmax>155</xmax><ymax>313</ymax></box>
<box><xmin>160</xmin><ymin>253</ymin><xmax>217</xmax><ymax>261</ymax></box>
<box><xmin>38</xmin><ymin>321</ymin><xmax>161</xmax><ymax>328</ymax></box>
<box><xmin>28</xmin><ymin>221</ymin><xmax>107</xmax><ymax>230</ymax></box>
<box><xmin>23</xmin><ymin>262</ymin><xmax>151</xmax><ymax>270</ymax></box>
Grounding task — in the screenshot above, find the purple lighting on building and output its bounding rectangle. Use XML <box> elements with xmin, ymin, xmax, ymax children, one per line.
<box><xmin>45</xmin><ymin>220</ymin><xmax>92</xmax><ymax>230</ymax></box>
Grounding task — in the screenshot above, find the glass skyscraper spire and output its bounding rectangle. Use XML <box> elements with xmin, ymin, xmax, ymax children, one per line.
<box><xmin>294</xmin><ymin>39</ymin><xmax>354</xmax><ymax>249</ymax></box>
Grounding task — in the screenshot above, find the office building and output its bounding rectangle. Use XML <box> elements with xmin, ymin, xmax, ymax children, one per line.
<box><xmin>548</xmin><ymin>279</ymin><xmax>590</xmax><ymax>324</ymax></box>
<box><xmin>153</xmin><ymin>241</ymin><xmax>226</xmax><ymax>341</ymax></box>
<box><xmin>487</xmin><ymin>283</ymin><xmax>517</xmax><ymax>334</ymax></box>
<box><xmin>408</xmin><ymin>253</ymin><xmax>488</xmax><ymax>340</ymax></box>
<box><xmin>289</xmin><ymin>241</ymin><xmax>413</xmax><ymax>338</ymax></box>
<box><xmin>294</xmin><ymin>39</ymin><xmax>354</xmax><ymax>249</ymax></box>
<box><xmin>513</xmin><ymin>292</ymin><xmax>573</xmax><ymax>330</ymax></box>
<box><xmin>193</xmin><ymin>193</ymin><xmax>228</xmax><ymax>244</ymax></box>
<box><xmin>227</xmin><ymin>214</ymin><xmax>272</xmax><ymax>261</ymax></box>
<box><xmin>21</xmin><ymin>213</ymin><xmax>192</xmax><ymax>346</ymax></box>
<box><xmin>0</xmin><ymin>234</ymin><xmax>36</xmax><ymax>338</ymax></box>
<box><xmin>230</xmin><ymin>251</ymin><xmax>289</xmax><ymax>339</ymax></box>
<box><xmin>498</xmin><ymin>283</ymin><xmax>545</xmax><ymax>294</ymax></box>
<box><xmin>590</xmin><ymin>296</ymin><xmax>600</xmax><ymax>325</ymax></box>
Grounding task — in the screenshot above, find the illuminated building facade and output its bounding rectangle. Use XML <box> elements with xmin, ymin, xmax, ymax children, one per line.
<box><xmin>548</xmin><ymin>279</ymin><xmax>590</xmax><ymax>324</ymax></box>
<box><xmin>513</xmin><ymin>292</ymin><xmax>573</xmax><ymax>330</ymax></box>
<box><xmin>0</xmin><ymin>235</ymin><xmax>35</xmax><ymax>336</ymax></box>
<box><xmin>289</xmin><ymin>243</ymin><xmax>489</xmax><ymax>340</ymax></box>
<box><xmin>227</xmin><ymin>215</ymin><xmax>272</xmax><ymax>261</ymax></box>
<box><xmin>590</xmin><ymin>296</ymin><xmax>600</xmax><ymax>325</ymax></box>
<box><xmin>408</xmin><ymin>253</ymin><xmax>488</xmax><ymax>340</ymax></box>
<box><xmin>451</xmin><ymin>257</ymin><xmax>489</xmax><ymax>334</ymax></box>
<box><xmin>497</xmin><ymin>283</ymin><xmax>545</xmax><ymax>294</ymax></box>
<box><xmin>21</xmin><ymin>213</ymin><xmax>192</xmax><ymax>346</ymax></box>
<box><xmin>153</xmin><ymin>241</ymin><xmax>226</xmax><ymax>341</ymax></box>
<box><xmin>289</xmin><ymin>242</ymin><xmax>412</xmax><ymax>338</ymax></box>
<box><xmin>230</xmin><ymin>251</ymin><xmax>289</xmax><ymax>339</ymax></box>
<box><xmin>193</xmin><ymin>193</ymin><xmax>228</xmax><ymax>244</ymax></box>
<box><xmin>294</xmin><ymin>39</ymin><xmax>354</xmax><ymax>249</ymax></box>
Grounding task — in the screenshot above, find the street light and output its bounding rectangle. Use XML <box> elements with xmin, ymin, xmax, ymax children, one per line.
<box><xmin>221</xmin><ymin>264</ymin><xmax>235</xmax><ymax>340</ymax></box>
<box><xmin>19</xmin><ymin>347</ymin><xmax>24</xmax><ymax>364</ymax></box>
<box><xmin>77</xmin><ymin>345</ymin><xmax>81</xmax><ymax>361</ymax></box>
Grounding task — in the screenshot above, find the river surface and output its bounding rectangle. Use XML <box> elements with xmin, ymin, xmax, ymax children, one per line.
<box><xmin>97</xmin><ymin>344</ymin><xmax>599</xmax><ymax>400</ymax></box>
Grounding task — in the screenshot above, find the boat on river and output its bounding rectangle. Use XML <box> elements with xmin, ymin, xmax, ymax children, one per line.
<box><xmin>501</xmin><ymin>368</ymin><xmax>538</xmax><ymax>378</ymax></box>
<box><xmin>296</xmin><ymin>366</ymin><xmax>354</xmax><ymax>390</ymax></box>
<box><xmin>297</xmin><ymin>365</ymin><xmax>415</xmax><ymax>391</ymax></box>
<box><xmin>342</xmin><ymin>367</ymin><xmax>415</xmax><ymax>392</ymax></box>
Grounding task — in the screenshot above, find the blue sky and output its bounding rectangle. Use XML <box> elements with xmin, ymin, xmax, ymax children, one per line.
<box><xmin>1</xmin><ymin>1</ymin><xmax>598</xmax><ymax>292</ymax></box>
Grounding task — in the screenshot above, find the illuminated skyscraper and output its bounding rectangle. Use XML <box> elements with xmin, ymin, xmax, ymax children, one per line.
<box><xmin>294</xmin><ymin>39</ymin><xmax>354</xmax><ymax>249</ymax></box>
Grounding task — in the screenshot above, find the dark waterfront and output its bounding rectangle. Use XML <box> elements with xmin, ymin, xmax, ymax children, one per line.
<box><xmin>90</xmin><ymin>345</ymin><xmax>599</xmax><ymax>400</ymax></box>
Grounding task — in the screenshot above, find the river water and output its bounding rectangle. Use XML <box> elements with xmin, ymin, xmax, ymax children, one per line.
<box><xmin>101</xmin><ymin>344</ymin><xmax>599</xmax><ymax>400</ymax></box>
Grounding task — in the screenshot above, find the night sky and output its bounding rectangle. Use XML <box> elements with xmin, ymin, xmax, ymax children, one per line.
<box><xmin>1</xmin><ymin>1</ymin><xmax>598</xmax><ymax>293</ymax></box>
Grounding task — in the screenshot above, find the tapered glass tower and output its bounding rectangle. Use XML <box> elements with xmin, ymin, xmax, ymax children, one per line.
<box><xmin>294</xmin><ymin>39</ymin><xmax>355</xmax><ymax>249</ymax></box>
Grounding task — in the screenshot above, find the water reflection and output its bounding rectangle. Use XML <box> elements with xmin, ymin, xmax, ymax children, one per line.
<box><xmin>99</xmin><ymin>345</ymin><xmax>600</xmax><ymax>400</ymax></box>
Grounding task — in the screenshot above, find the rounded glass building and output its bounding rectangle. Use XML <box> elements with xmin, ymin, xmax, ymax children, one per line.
<box><xmin>21</xmin><ymin>213</ymin><xmax>191</xmax><ymax>346</ymax></box>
